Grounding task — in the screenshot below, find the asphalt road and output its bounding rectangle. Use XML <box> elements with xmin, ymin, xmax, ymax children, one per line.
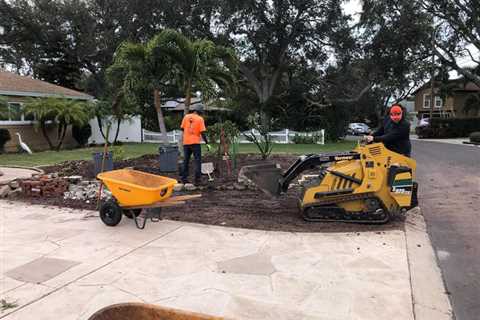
<box><xmin>413</xmin><ymin>140</ymin><xmax>480</xmax><ymax>320</ymax></box>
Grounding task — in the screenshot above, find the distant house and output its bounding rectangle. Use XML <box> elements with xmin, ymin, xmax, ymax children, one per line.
<box><xmin>161</xmin><ymin>97</ymin><xmax>228</xmax><ymax>112</ymax></box>
<box><xmin>0</xmin><ymin>70</ymin><xmax>93</xmax><ymax>152</ymax></box>
<box><xmin>413</xmin><ymin>78</ymin><xmax>480</xmax><ymax>120</ymax></box>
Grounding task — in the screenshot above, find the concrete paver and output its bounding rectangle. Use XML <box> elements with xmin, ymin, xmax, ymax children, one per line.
<box><xmin>0</xmin><ymin>200</ymin><xmax>450</xmax><ymax>319</ymax></box>
<box><xmin>0</xmin><ymin>167</ymin><xmax>41</xmax><ymax>185</ymax></box>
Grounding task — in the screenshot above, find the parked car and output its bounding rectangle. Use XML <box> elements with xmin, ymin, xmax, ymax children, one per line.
<box><xmin>347</xmin><ymin>123</ymin><xmax>370</xmax><ymax>135</ymax></box>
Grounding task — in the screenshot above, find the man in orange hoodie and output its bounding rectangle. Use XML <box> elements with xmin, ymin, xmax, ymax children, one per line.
<box><xmin>180</xmin><ymin>104</ymin><xmax>210</xmax><ymax>185</ymax></box>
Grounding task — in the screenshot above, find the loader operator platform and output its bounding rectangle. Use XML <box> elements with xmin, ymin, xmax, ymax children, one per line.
<box><xmin>366</xmin><ymin>104</ymin><xmax>412</xmax><ymax>157</ymax></box>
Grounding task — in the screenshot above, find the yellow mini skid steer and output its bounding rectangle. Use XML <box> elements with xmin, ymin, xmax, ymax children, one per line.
<box><xmin>242</xmin><ymin>142</ymin><xmax>418</xmax><ymax>223</ymax></box>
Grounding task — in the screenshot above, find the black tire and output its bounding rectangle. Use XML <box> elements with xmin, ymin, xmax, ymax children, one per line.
<box><xmin>124</xmin><ymin>209</ymin><xmax>142</xmax><ymax>219</ymax></box>
<box><xmin>99</xmin><ymin>199</ymin><xmax>123</xmax><ymax>226</ymax></box>
<box><xmin>410</xmin><ymin>182</ymin><xmax>419</xmax><ymax>208</ymax></box>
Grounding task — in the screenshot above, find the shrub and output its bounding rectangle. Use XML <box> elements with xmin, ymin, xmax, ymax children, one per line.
<box><xmin>416</xmin><ymin>118</ymin><xmax>480</xmax><ymax>138</ymax></box>
<box><xmin>0</xmin><ymin>129</ymin><xmax>11</xmax><ymax>153</ymax></box>
<box><xmin>292</xmin><ymin>133</ymin><xmax>321</xmax><ymax>144</ymax></box>
<box><xmin>470</xmin><ymin>132</ymin><xmax>480</xmax><ymax>143</ymax></box>
<box><xmin>72</xmin><ymin>124</ymin><xmax>92</xmax><ymax>147</ymax></box>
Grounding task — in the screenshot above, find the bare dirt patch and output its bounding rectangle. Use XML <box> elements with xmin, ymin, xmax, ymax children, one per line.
<box><xmin>19</xmin><ymin>153</ymin><xmax>404</xmax><ymax>233</ymax></box>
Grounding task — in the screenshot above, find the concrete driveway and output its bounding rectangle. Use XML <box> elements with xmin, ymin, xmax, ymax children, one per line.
<box><xmin>0</xmin><ymin>201</ymin><xmax>451</xmax><ymax>319</ymax></box>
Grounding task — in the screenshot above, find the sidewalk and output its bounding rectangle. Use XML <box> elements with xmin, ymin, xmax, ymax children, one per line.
<box><xmin>0</xmin><ymin>201</ymin><xmax>451</xmax><ymax>320</ymax></box>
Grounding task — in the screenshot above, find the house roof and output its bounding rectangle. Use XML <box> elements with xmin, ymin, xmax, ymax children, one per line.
<box><xmin>162</xmin><ymin>98</ymin><xmax>229</xmax><ymax>111</ymax></box>
<box><xmin>412</xmin><ymin>78</ymin><xmax>480</xmax><ymax>95</ymax></box>
<box><xmin>0</xmin><ymin>70</ymin><xmax>93</xmax><ymax>100</ymax></box>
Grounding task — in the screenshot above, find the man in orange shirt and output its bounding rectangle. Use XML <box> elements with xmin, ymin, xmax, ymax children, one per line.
<box><xmin>180</xmin><ymin>104</ymin><xmax>210</xmax><ymax>185</ymax></box>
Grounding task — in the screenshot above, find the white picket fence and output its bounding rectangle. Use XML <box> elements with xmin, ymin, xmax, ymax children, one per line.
<box><xmin>142</xmin><ymin>128</ymin><xmax>325</xmax><ymax>145</ymax></box>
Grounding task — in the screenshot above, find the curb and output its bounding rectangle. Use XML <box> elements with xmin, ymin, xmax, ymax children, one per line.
<box><xmin>405</xmin><ymin>207</ymin><xmax>453</xmax><ymax>319</ymax></box>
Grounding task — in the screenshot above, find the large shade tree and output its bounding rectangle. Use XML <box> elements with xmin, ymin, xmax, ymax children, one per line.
<box><xmin>418</xmin><ymin>0</ymin><xmax>480</xmax><ymax>87</ymax></box>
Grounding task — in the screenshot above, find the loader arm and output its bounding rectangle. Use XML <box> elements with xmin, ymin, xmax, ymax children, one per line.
<box><xmin>279</xmin><ymin>152</ymin><xmax>361</xmax><ymax>193</ymax></box>
<box><xmin>241</xmin><ymin>151</ymin><xmax>361</xmax><ymax>197</ymax></box>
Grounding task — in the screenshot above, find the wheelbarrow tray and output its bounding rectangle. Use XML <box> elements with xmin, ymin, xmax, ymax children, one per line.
<box><xmin>88</xmin><ymin>302</ymin><xmax>223</xmax><ymax>320</ymax></box>
<box><xmin>97</xmin><ymin>169</ymin><xmax>177</xmax><ymax>207</ymax></box>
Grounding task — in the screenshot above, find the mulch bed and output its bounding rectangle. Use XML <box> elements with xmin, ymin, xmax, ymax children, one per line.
<box><xmin>21</xmin><ymin>153</ymin><xmax>404</xmax><ymax>233</ymax></box>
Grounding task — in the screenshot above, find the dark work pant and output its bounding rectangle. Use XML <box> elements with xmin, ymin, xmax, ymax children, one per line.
<box><xmin>181</xmin><ymin>144</ymin><xmax>201</xmax><ymax>183</ymax></box>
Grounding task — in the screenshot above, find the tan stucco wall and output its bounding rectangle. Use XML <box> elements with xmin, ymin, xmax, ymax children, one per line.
<box><xmin>1</xmin><ymin>124</ymin><xmax>77</xmax><ymax>152</ymax></box>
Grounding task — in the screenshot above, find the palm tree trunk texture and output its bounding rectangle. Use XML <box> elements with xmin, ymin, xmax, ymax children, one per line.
<box><xmin>154</xmin><ymin>89</ymin><xmax>169</xmax><ymax>144</ymax></box>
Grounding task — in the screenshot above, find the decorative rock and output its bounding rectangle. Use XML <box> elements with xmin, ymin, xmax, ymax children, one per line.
<box><xmin>9</xmin><ymin>180</ymin><xmax>20</xmax><ymax>189</ymax></box>
<box><xmin>7</xmin><ymin>188</ymin><xmax>22</xmax><ymax>198</ymax></box>
<box><xmin>226</xmin><ymin>185</ymin><xmax>235</xmax><ymax>191</ymax></box>
<box><xmin>51</xmin><ymin>172</ymin><xmax>59</xmax><ymax>178</ymax></box>
<box><xmin>233</xmin><ymin>183</ymin><xmax>247</xmax><ymax>191</ymax></box>
<box><xmin>173</xmin><ymin>183</ymin><xmax>184</xmax><ymax>192</ymax></box>
<box><xmin>184</xmin><ymin>183</ymin><xmax>197</xmax><ymax>191</ymax></box>
<box><xmin>0</xmin><ymin>185</ymin><xmax>10</xmax><ymax>198</ymax></box>
<box><xmin>65</xmin><ymin>176</ymin><xmax>83</xmax><ymax>184</ymax></box>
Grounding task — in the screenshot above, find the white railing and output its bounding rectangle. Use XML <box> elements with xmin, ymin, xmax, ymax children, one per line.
<box><xmin>143</xmin><ymin>129</ymin><xmax>182</xmax><ymax>143</ymax></box>
<box><xmin>142</xmin><ymin>128</ymin><xmax>325</xmax><ymax>145</ymax></box>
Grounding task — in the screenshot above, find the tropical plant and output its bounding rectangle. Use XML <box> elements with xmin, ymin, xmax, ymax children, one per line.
<box><xmin>108</xmin><ymin>29</ymin><xmax>237</xmax><ymax>144</ymax></box>
<box><xmin>0</xmin><ymin>96</ymin><xmax>8</xmax><ymax>120</ymax></box>
<box><xmin>0</xmin><ymin>128</ymin><xmax>11</xmax><ymax>153</ymax></box>
<box><xmin>24</xmin><ymin>97</ymin><xmax>92</xmax><ymax>151</ymax></box>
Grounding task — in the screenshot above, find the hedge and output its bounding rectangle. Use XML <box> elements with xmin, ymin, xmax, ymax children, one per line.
<box><xmin>416</xmin><ymin>118</ymin><xmax>480</xmax><ymax>138</ymax></box>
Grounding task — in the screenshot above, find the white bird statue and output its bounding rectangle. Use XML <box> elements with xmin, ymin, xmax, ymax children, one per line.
<box><xmin>16</xmin><ymin>132</ymin><xmax>33</xmax><ymax>154</ymax></box>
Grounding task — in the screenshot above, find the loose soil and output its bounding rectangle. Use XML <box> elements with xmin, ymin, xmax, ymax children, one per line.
<box><xmin>20</xmin><ymin>153</ymin><xmax>404</xmax><ymax>233</ymax></box>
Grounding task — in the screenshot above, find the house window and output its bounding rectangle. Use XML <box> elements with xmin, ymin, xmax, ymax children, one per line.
<box><xmin>423</xmin><ymin>94</ymin><xmax>443</xmax><ymax>109</ymax></box>
<box><xmin>0</xmin><ymin>102</ymin><xmax>33</xmax><ymax>124</ymax></box>
<box><xmin>435</xmin><ymin>96</ymin><xmax>443</xmax><ymax>108</ymax></box>
<box><xmin>423</xmin><ymin>94</ymin><xmax>431</xmax><ymax>108</ymax></box>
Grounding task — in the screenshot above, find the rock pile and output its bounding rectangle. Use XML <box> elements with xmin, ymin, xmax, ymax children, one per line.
<box><xmin>63</xmin><ymin>179</ymin><xmax>111</xmax><ymax>202</ymax></box>
<box><xmin>21</xmin><ymin>174</ymin><xmax>69</xmax><ymax>197</ymax></box>
<box><xmin>0</xmin><ymin>180</ymin><xmax>22</xmax><ymax>198</ymax></box>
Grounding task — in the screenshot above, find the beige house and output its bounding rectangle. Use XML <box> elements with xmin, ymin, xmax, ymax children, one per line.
<box><xmin>0</xmin><ymin>70</ymin><xmax>93</xmax><ymax>152</ymax></box>
<box><xmin>413</xmin><ymin>78</ymin><xmax>480</xmax><ymax>120</ymax></box>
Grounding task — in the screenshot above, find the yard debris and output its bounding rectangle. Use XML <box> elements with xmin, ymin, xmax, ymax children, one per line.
<box><xmin>184</xmin><ymin>183</ymin><xmax>197</xmax><ymax>191</ymax></box>
<box><xmin>0</xmin><ymin>185</ymin><xmax>10</xmax><ymax>198</ymax></box>
<box><xmin>63</xmin><ymin>180</ymin><xmax>111</xmax><ymax>201</ymax></box>
<box><xmin>8</xmin><ymin>180</ymin><xmax>20</xmax><ymax>189</ymax></box>
<box><xmin>20</xmin><ymin>175</ymin><xmax>69</xmax><ymax>197</ymax></box>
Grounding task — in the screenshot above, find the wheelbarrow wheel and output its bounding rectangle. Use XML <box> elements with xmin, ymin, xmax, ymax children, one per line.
<box><xmin>100</xmin><ymin>199</ymin><xmax>123</xmax><ymax>226</ymax></box>
<box><xmin>124</xmin><ymin>209</ymin><xmax>142</xmax><ymax>219</ymax></box>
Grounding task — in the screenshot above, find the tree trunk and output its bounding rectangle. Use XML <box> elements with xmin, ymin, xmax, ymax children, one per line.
<box><xmin>55</xmin><ymin>124</ymin><xmax>68</xmax><ymax>151</ymax></box>
<box><xmin>154</xmin><ymin>88</ymin><xmax>168</xmax><ymax>143</ymax></box>
<box><xmin>184</xmin><ymin>80</ymin><xmax>192</xmax><ymax>116</ymax></box>
<box><xmin>113</xmin><ymin>117</ymin><xmax>121</xmax><ymax>144</ymax></box>
<box><xmin>97</xmin><ymin>116</ymin><xmax>108</xmax><ymax>143</ymax></box>
<box><xmin>41</xmin><ymin>122</ymin><xmax>54</xmax><ymax>150</ymax></box>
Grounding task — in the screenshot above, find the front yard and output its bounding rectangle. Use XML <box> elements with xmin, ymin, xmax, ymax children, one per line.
<box><xmin>0</xmin><ymin>141</ymin><xmax>356</xmax><ymax>167</ymax></box>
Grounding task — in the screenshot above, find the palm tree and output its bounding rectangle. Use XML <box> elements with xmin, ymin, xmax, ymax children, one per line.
<box><xmin>150</xmin><ymin>29</ymin><xmax>237</xmax><ymax>115</ymax></box>
<box><xmin>24</xmin><ymin>97</ymin><xmax>91</xmax><ymax>151</ymax></box>
<box><xmin>0</xmin><ymin>96</ymin><xmax>8</xmax><ymax>120</ymax></box>
<box><xmin>54</xmin><ymin>100</ymin><xmax>91</xmax><ymax>150</ymax></box>
<box><xmin>108</xmin><ymin>29</ymin><xmax>237</xmax><ymax>142</ymax></box>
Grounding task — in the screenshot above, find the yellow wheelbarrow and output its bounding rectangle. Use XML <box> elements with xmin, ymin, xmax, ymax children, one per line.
<box><xmin>97</xmin><ymin>169</ymin><xmax>200</xmax><ymax>229</ymax></box>
<box><xmin>88</xmin><ymin>303</ymin><xmax>223</xmax><ymax>320</ymax></box>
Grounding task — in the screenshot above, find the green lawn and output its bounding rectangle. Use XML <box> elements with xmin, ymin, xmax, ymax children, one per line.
<box><xmin>0</xmin><ymin>141</ymin><xmax>356</xmax><ymax>167</ymax></box>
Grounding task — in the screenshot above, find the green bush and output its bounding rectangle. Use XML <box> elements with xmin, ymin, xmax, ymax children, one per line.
<box><xmin>470</xmin><ymin>131</ymin><xmax>480</xmax><ymax>143</ymax></box>
<box><xmin>292</xmin><ymin>133</ymin><xmax>321</xmax><ymax>144</ymax></box>
<box><xmin>72</xmin><ymin>124</ymin><xmax>92</xmax><ymax>147</ymax></box>
<box><xmin>0</xmin><ymin>129</ymin><xmax>11</xmax><ymax>153</ymax></box>
<box><xmin>416</xmin><ymin>118</ymin><xmax>480</xmax><ymax>138</ymax></box>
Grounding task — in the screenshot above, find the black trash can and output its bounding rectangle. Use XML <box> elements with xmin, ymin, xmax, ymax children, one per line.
<box><xmin>158</xmin><ymin>145</ymin><xmax>179</xmax><ymax>172</ymax></box>
<box><xmin>93</xmin><ymin>151</ymin><xmax>114</xmax><ymax>176</ymax></box>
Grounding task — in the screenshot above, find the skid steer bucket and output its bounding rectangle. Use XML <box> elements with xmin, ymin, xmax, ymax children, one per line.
<box><xmin>238</xmin><ymin>163</ymin><xmax>283</xmax><ymax>197</ymax></box>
